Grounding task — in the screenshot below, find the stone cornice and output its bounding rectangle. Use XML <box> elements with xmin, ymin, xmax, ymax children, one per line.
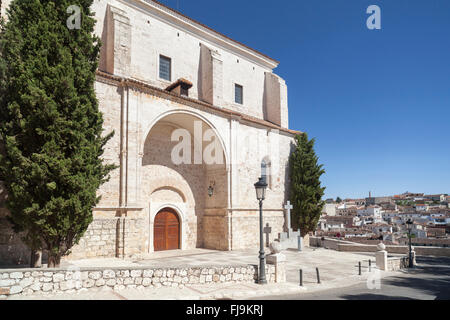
<box><xmin>95</xmin><ymin>71</ymin><xmax>302</xmax><ymax>136</ymax></box>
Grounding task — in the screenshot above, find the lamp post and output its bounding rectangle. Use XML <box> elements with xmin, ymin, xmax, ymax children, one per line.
<box><xmin>406</xmin><ymin>219</ymin><xmax>414</xmax><ymax>268</ymax></box>
<box><xmin>254</xmin><ymin>177</ymin><xmax>268</xmax><ymax>285</ymax></box>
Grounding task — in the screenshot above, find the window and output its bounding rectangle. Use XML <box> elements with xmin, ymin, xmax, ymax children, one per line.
<box><xmin>159</xmin><ymin>55</ymin><xmax>171</xmax><ymax>81</ymax></box>
<box><xmin>235</xmin><ymin>84</ymin><xmax>243</xmax><ymax>104</ymax></box>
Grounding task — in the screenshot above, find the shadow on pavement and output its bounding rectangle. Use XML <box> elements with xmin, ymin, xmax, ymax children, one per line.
<box><xmin>339</xmin><ymin>293</ymin><xmax>417</xmax><ymax>300</ymax></box>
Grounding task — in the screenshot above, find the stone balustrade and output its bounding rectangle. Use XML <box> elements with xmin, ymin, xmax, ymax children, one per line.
<box><xmin>310</xmin><ymin>237</ymin><xmax>450</xmax><ymax>257</ymax></box>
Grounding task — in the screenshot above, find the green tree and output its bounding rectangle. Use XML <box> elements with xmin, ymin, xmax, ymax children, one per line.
<box><xmin>336</xmin><ymin>197</ymin><xmax>342</xmax><ymax>204</ymax></box>
<box><xmin>289</xmin><ymin>134</ymin><xmax>326</xmax><ymax>237</ymax></box>
<box><xmin>0</xmin><ymin>0</ymin><xmax>115</xmax><ymax>267</ymax></box>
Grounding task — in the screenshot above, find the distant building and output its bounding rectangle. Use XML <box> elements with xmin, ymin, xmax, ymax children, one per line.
<box><xmin>370</xmin><ymin>223</ymin><xmax>393</xmax><ymax>234</ymax></box>
<box><xmin>424</xmin><ymin>194</ymin><xmax>447</xmax><ymax>202</ymax></box>
<box><xmin>379</xmin><ymin>202</ymin><xmax>397</xmax><ymax>211</ymax></box>
<box><xmin>426</xmin><ymin>227</ymin><xmax>447</xmax><ymax>238</ymax></box>
<box><xmin>365</xmin><ymin>197</ymin><xmax>376</xmax><ymax>206</ymax></box>
<box><xmin>357</xmin><ymin>206</ymin><xmax>383</xmax><ymax>222</ymax></box>
<box><xmin>415</xmin><ymin>204</ymin><xmax>429</xmax><ymax>212</ymax></box>
<box><xmin>382</xmin><ymin>210</ymin><xmax>398</xmax><ymax>222</ymax></box>
<box><xmin>411</xmin><ymin>223</ymin><xmax>428</xmax><ymax>239</ymax></box>
<box><xmin>322</xmin><ymin>203</ymin><xmax>337</xmax><ymax>217</ymax></box>
<box><xmin>336</xmin><ymin>206</ymin><xmax>358</xmax><ymax>216</ymax></box>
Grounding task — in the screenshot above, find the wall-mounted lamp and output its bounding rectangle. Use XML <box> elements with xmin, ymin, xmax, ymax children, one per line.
<box><xmin>208</xmin><ymin>181</ymin><xmax>216</xmax><ymax>197</ymax></box>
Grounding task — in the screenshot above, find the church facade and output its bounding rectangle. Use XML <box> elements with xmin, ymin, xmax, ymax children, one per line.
<box><xmin>0</xmin><ymin>0</ymin><xmax>299</xmax><ymax>264</ymax></box>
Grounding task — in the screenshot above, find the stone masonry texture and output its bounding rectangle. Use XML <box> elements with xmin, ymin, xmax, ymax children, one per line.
<box><xmin>0</xmin><ymin>0</ymin><xmax>297</xmax><ymax>264</ymax></box>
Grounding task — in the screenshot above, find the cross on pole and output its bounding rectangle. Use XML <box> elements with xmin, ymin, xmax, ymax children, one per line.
<box><xmin>284</xmin><ymin>201</ymin><xmax>293</xmax><ymax>237</ymax></box>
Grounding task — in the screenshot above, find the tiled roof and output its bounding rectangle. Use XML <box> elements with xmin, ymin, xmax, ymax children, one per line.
<box><xmin>165</xmin><ymin>78</ymin><xmax>193</xmax><ymax>91</ymax></box>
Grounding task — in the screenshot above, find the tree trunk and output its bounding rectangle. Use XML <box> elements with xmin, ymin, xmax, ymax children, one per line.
<box><xmin>30</xmin><ymin>250</ymin><xmax>42</xmax><ymax>268</ymax></box>
<box><xmin>47</xmin><ymin>254</ymin><xmax>61</xmax><ymax>268</ymax></box>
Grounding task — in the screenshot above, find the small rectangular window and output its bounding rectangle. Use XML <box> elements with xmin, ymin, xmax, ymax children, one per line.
<box><xmin>159</xmin><ymin>55</ymin><xmax>171</xmax><ymax>81</ymax></box>
<box><xmin>235</xmin><ymin>84</ymin><xmax>243</xmax><ymax>105</ymax></box>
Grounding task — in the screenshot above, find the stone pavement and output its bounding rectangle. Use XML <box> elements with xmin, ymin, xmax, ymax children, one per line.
<box><xmin>5</xmin><ymin>248</ymin><xmax>399</xmax><ymax>300</ymax></box>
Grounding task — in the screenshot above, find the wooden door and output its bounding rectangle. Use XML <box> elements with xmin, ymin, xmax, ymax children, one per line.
<box><xmin>154</xmin><ymin>209</ymin><xmax>180</xmax><ymax>251</ymax></box>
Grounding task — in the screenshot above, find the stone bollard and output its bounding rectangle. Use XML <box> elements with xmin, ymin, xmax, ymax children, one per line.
<box><xmin>411</xmin><ymin>248</ymin><xmax>417</xmax><ymax>266</ymax></box>
<box><xmin>267</xmin><ymin>242</ymin><xmax>286</xmax><ymax>283</ymax></box>
<box><xmin>298</xmin><ymin>236</ymin><xmax>303</xmax><ymax>252</ymax></box>
<box><xmin>376</xmin><ymin>242</ymin><xmax>388</xmax><ymax>271</ymax></box>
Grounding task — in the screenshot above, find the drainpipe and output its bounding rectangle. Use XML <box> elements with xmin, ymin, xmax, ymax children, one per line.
<box><xmin>118</xmin><ymin>79</ymin><xmax>129</xmax><ymax>258</ymax></box>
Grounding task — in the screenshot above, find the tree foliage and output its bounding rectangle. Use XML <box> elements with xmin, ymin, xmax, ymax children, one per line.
<box><xmin>0</xmin><ymin>0</ymin><xmax>115</xmax><ymax>267</ymax></box>
<box><xmin>289</xmin><ymin>133</ymin><xmax>326</xmax><ymax>237</ymax></box>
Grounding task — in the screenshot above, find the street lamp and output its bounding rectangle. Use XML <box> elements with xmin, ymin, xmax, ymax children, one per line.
<box><xmin>254</xmin><ymin>177</ymin><xmax>268</xmax><ymax>284</ymax></box>
<box><xmin>406</xmin><ymin>219</ymin><xmax>414</xmax><ymax>268</ymax></box>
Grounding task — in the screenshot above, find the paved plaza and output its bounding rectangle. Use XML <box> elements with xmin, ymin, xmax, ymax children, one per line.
<box><xmin>5</xmin><ymin>247</ymin><xmax>404</xmax><ymax>300</ymax></box>
<box><xmin>251</xmin><ymin>256</ymin><xmax>450</xmax><ymax>300</ymax></box>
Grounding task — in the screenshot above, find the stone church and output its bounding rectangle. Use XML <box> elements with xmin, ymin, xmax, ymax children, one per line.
<box><xmin>0</xmin><ymin>0</ymin><xmax>300</xmax><ymax>265</ymax></box>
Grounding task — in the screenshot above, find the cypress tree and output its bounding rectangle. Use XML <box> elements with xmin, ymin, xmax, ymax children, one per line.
<box><xmin>289</xmin><ymin>133</ymin><xmax>326</xmax><ymax>237</ymax></box>
<box><xmin>0</xmin><ymin>0</ymin><xmax>115</xmax><ymax>267</ymax></box>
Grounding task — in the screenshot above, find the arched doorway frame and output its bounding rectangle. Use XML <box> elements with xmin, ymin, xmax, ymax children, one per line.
<box><xmin>141</xmin><ymin>109</ymin><xmax>231</xmax><ymax>253</ymax></box>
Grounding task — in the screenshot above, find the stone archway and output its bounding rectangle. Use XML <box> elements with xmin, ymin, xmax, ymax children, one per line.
<box><xmin>141</xmin><ymin>111</ymin><xmax>229</xmax><ymax>251</ymax></box>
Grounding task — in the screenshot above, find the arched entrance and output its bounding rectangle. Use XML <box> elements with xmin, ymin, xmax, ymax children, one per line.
<box><xmin>142</xmin><ymin>111</ymin><xmax>229</xmax><ymax>251</ymax></box>
<box><xmin>154</xmin><ymin>208</ymin><xmax>180</xmax><ymax>251</ymax></box>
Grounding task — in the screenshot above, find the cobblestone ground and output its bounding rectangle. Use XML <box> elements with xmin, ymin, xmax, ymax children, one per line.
<box><xmin>5</xmin><ymin>248</ymin><xmax>395</xmax><ymax>300</ymax></box>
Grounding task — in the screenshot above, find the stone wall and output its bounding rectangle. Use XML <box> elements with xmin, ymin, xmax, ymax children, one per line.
<box><xmin>387</xmin><ymin>257</ymin><xmax>409</xmax><ymax>272</ymax></box>
<box><xmin>230</xmin><ymin>211</ymin><xmax>285</xmax><ymax>250</ymax></box>
<box><xmin>311</xmin><ymin>237</ymin><xmax>450</xmax><ymax>257</ymax></box>
<box><xmin>91</xmin><ymin>0</ymin><xmax>285</xmax><ymax>123</ymax></box>
<box><xmin>415</xmin><ymin>246</ymin><xmax>450</xmax><ymax>257</ymax></box>
<box><xmin>66</xmin><ymin>216</ymin><xmax>147</xmax><ymax>261</ymax></box>
<box><xmin>338</xmin><ymin>244</ymin><xmax>408</xmax><ymax>254</ymax></box>
<box><xmin>0</xmin><ymin>264</ymin><xmax>276</xmax><ymax>298</ymax></box>
<box><xmin>0</xmin><ymin>0</ymin><xmax>297</xmax><ymax>263</ymax></box>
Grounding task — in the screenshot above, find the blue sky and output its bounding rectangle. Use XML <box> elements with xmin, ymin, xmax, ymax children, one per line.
<box><xmin>159</xmin><ymin>0</ymin><xmax>450</xmax><ymax>200</ymax></box>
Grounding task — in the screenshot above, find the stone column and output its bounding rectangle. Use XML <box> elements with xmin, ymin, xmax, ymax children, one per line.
<box><xmin>376</xmin><ymin>242</ymin><xmax>388</xmax><ymax>271</ymax></box>
<box><xmin>263</xmin><ymin>73</ymin><xmax>281</xmax><ymax>126</ymax></box>
<box><xmin>198</xmin><ymin>44</ymin><xmax>223</xmax><ymax>107</ymax></box>
<box><xmin>266</xmin><ymin>253</ymin><xmax>286</xmax><ymax>283</ymax></box>
<box><xmin>99</xmin><ymin>5</ymin><xmax>131</xmax><ymax>77</ymax></box>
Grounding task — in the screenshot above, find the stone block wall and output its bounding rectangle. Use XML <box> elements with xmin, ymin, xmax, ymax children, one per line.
<box><xmin>67</xmin><ymin>218</ymin><xmax>119</xmax><ymax>260</ymax></box>
<box><xmin>201</xmin><ymin>214</ymin><xmax>229</xmax><ymax>251</ymax></box>
<box><xmin>415</xmin><ymin>246</ymin><xmax>450</xmax><ymax>257</ymax></box>
<box><xmin>0</xmin><ymin>264</ymin><xmax>276</xmax><ymax>298</ymax></box>
<box><xmin>386</xmin><ymin>257</ymin><xmax>409</xmax><ymax>272</ymax></box>
<box><xmin>310</xmin><ymin>237</ymin><xmax>450</xmax><ymax>258</ymax></box>
<box><xmin>230</xmin><ymin>211</ymin><xmax>284</xmax><ymax>250</ymax></box>
<box><xmin>66</xmin><ymin>216</ymin><xmax>147</xmax><ymax>261</ymax></box>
